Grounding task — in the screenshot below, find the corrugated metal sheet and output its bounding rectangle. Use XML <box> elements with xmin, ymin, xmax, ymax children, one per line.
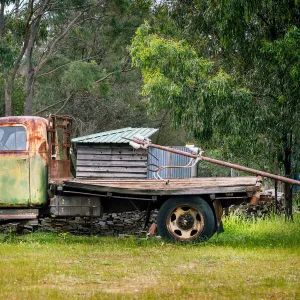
<box><xmin>147</xmin><ymin>146</ymin><xmax>197</xmax><ymax>179</ymax></box>
<box><xmin>72</xmin><ymin>127</ymin><xmax>158</xmax><ymax>144</ymax></box>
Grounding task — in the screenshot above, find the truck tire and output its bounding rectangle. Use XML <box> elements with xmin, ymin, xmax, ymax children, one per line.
<box><xmin>157</xmin><ymin>196</ymin><xmax>215</xmax><ymax>242</ymax></box>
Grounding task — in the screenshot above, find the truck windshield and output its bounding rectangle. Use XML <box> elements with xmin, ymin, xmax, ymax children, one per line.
<box><xmin>0</xmin><ymin>126</ymin><xmax>27</xmax><ymax>151</ymax></box>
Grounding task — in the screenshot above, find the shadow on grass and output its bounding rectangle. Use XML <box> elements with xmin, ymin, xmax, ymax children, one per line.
<box><xmin>1</xmin><ymin>215</ymin><xmax>299</xmax><ymax>250</ymax></box>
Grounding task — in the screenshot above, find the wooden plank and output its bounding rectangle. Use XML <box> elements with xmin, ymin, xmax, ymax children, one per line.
<box><xmin>79</xmin><ymin>144</ymin><xmax>133</xmax><ymax>150</ymax></box>
<box><xmin>77</xmin><ymin>154</ymin><xmax>147</xmax><ymax>161</ymax></box>
<box><xmin>76</xmin><ymin>166</ymin><xmax>147</xmax><ymax>173</ymax></box>
<box><xmin>70</xmin><ymin>176</ymin><xmax>258</xmax><ymax>187</ymax></box>
<box><xmin>65</xmin><ymin>176</ymin><xmax>260</xmax><ymax>191</ymax></box>
<box><xmin>72</xmin><ymin>182</ymin><xmax>254</xmax><ymax>189</ymax></box>
<box><xmin>78</xmin><ymin>148</ymin><xmax>145</xmax><ymax>155</ymax></box>
<box><xmin>76</xmin><ymin>172</ymin><xmax>147</xmax><ymax>178</ymax></box>
<box><xmin>63</xmin><ymin>180</ymin><xmax>258</xmax><ymax>196</ymax></box>
<box><xmin>76</xmin><ymin>160</ymin><xmax>147</xmax><ymax>167</ymax></box>
<box><xmin>78</xmin><ymin>145</ymin><xmax>141</xmax><ymax>150</ymax></box>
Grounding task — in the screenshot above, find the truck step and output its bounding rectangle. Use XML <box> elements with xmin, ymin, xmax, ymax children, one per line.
<box><xmin>0</xmin><ymin>209</ymin><xmax>39</xmax><ymax>220</ymax></box>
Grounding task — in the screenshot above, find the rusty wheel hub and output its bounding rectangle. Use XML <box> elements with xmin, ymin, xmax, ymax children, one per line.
<box><xmin>167</xmin><ymin>205</ymin><xmax>204</xmax><ymax>241</ymax></box>
<box><xmin>177</xmin><ymin>213</ymin><xmax>195</xmax><ymax>230</ymax></box>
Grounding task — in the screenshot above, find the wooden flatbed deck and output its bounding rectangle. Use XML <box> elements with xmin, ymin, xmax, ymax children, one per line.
<box><xmin>63</xmin><ymin>176</ymin><xmax>261</xmax><ymax>196</ymax></box>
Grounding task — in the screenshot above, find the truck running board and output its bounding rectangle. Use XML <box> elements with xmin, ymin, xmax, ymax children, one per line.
<box><xmin>0</xmin><ymin>209</ymin><xmax>39</xmax><ymax>220</ymax></box>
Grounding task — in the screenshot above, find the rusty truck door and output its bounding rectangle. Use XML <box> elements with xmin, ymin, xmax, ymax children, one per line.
<box><xmin>0</xmin><ymin>125</ymin><xmax>30</xmax><ymax>207</ymax></box>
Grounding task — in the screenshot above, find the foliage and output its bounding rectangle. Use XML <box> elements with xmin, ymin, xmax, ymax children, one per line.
<box><xmin>129</xmin><ymin>1</ymin><xmax>300</xmax><ymax>213</ymax></box>
<box><xmin>162</xmin><ymin>0</ymin><xmax>300</xmax><ymax>167</ymax></box>
<box><xmin>0</xmin><ymin>0</ymin><xmax>187</xmax><ymax>145</ymax></box>
<box><xmin>0</xmin><ymin>40</ymin><xmax>16</xmax><ymax>72</ymax></box>
<box><xmin>31</xmin><ymin>1</ymin><xmax>154</xmax><ymax>135</ymax></box>
<box><xmin>130</xmin><ymin>23</ymin><xmax>267</xmax><ymax>165</ymax></box>
<box><xmin>60</xmin><ymin>61</ymin><xmax>103</xmax><ymax>94</ymax></box>
<box><xmin>0</xmin><ymin>76</ymin><xmax>25</xmax><ymax>116</ymax></box>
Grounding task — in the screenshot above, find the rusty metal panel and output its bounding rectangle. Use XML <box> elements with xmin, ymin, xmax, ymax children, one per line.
<box><xmin>0</xmin><ymin>154</ymin><xmax>30</xmax><ymax>206</ymax></box>
<box><xmin>0</xmin><ymin>116</ymin><xmax>49</xmax><ymax>153</ymax></box>
<box><xmin>48</xmin><ymin>115</ymin><xmax>72</xmax><ymax>181</ymax></box>
<box><xmin>50</xmin><ymin>195</ymin><xmax>102</xmax><ymax>217</ymax></box>
<box><xmin>0</xmin><ymin>116</ymin><xmax>49</xmax><ymax>207</ymax></box>
<box><xmin>30</xmin><ymin>154</ymin><xmax>48</xmax><ymax>207</ymax></box>
<box><xmin>49</xmin><ymin>160</ymin><xmax>70</xmax><ymax>180</ymax></box>
<box><xmin>0</xmin><ymin>208</ymin><xmax>39</xmax><ymax>219</ymax></box>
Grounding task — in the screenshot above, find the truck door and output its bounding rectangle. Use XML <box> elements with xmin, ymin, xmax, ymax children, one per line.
<box><xmin>0</xmin><ymin>125</ymin><xmax>30</xmax><ymax>207</ymax></box>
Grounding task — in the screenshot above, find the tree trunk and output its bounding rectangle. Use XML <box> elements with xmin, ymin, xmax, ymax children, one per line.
<box><xmin>4</xmin><ymin>72</ymin><xmax>12</xmax><ymax>116</ymax></box>
<box><xmin>24</xmin><ymin>9</ymin><xmax>40</xmax><ymax>116</ymax></box>
<box><xmin>4</xmin><ymin>82</ymin><xmax>12</xmax><ymax>116</ymax></box>
<box><xmin>283</xmin><ymin>133</ymin><xmax>293</xmax><ymax>220</ymax></box>
<box><xmin>23</xmin><ymin>2</ymin><xmax>84</xmax><ymax>115</ymax></box>
<box><xmin>1</xmin><ymin>2</ymin><xmax>9</xmax><ymax>115</ymax></box>
<box><xmin>24</xmin><ymin>43</ymin><xmax>35</xmax><ymax>115</ymax></box>
<box><xmin>0</xmin><ymin>1</ymin><xmax>5</xmax><ymax>36</ymax></box>
<box><xmin>24</xmin><ymin>71</ymin><xmax>35</xmax><ymax>115</ymax></box>
<box><xmin>15</xmin><ymin>0</ymin><xmax>20</xmax><ymax>17</ymax></box>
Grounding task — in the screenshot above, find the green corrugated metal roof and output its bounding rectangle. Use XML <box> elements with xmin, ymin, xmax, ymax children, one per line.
<box><xmin>72</xmin><ymin>127</ymin><xmax>158</xmax><ymax>144</ymax></box>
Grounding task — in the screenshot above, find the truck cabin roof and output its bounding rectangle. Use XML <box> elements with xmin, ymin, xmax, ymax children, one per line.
<box><xmin>0</xmin><ymin>116</ymin><xmax>48</xmax><ymax>153</ymax></box>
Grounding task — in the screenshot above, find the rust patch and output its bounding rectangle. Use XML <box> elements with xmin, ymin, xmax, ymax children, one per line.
<box><xmin>250</xmin><ymin>191</ymin><xmax>261</xmax><ymax>205</ymax></box>
<box><xmin>49</xmin><ymin>160</ymin><xmax>70</xmax><ymax>180</ymax></box>
<box><xmin>0</xmin><ymin>116</ymin><xmax>49</xmax><ymax>207</ymax></box>
<box><xmin>48</xmin><ymin>115</ymin><xmax>72</xmax><ymax>181</ymax></box>
<box><xmin>213</xmin><ymin>199</ymin><xmax>223</xmax><ymax>226</ymax></box>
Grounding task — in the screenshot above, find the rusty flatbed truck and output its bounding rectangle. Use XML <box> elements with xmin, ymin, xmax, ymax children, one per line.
<box><xmin>0</xmin><ymin>115</ymin><xmax>299</xmax><ymax>242</ymax></box>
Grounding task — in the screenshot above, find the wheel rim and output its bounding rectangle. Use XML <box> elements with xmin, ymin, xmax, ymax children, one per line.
<box><xmin>166</xmin><ymin>204</ymin><xmax>205</xmax><ymax>241</ymax></box>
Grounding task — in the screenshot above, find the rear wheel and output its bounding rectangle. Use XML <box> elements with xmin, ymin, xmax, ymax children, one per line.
<box><xmin>157</xmin><ymin>196</ymin><xmax>215</xmax><ymax>242</ymax></box>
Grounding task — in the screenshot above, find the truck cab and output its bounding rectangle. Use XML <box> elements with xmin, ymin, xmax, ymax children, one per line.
<box><xmin>0</xmin><ymin>115</ymin><xmax>72</xmax><ymax>210</ymax></box>
<box><xmin>0</xmin><ymin>116</ymin><xmax>49</xmax><ymax>208</ymax></box>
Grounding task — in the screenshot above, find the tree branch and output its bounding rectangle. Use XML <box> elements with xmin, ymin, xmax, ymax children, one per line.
<box><xmin>95</xmin><ymin>54</ymin><xmax>132</xmax><ymax>83</ymax></box>
<box><xmin>9</xmin><ymin>0</ymin><xmax>35</xmax><ymax>85</ymax></box>
<box><xmin>36</xmin><ymin>55</ymin><xmax>103</xmax><ymax>79</ymax></box>
<box><xmin>47</xmin><ymin>4</ymin><xmax>93</xmax><ymax>11</ymax></box>
<box><xmin>55</xmin><ymin>93</ymin><xmax>74</xmax><ymax>114</ymax></box>
<box><xmin>95</xmin><ymin>69</ymin><xmax>132</xmax><ymax>83</ymax></box>
<box><xmin>33</xmin><ymin>98</ymin><xmax>66</xmax><ymax>115</ymax></box>
<box><xmin>34</xmin><ymin>9</ymin><xmax>88</xmax><ymax>74</ymax></box>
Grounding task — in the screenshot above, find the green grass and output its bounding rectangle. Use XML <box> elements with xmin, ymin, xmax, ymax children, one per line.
<box><xmin>0</xmin><ymin>215</ymin><xmax>299</xmax><ymax>299</ymax></box>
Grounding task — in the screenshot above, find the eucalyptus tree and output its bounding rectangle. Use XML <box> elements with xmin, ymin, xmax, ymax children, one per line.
<box><xmin>32</xmin><ymin>0</ymin><xmax>154</xmax><ymax>135</ymax></box>
<box><xmin>131</xmin><ymin>0</ymin><xmax>300</xmax><ymax>216</ymax></box>
<box><xmin>0</xmin><ymin>0</ymin><xmax>90</xmax><ymax>115</ymax></box>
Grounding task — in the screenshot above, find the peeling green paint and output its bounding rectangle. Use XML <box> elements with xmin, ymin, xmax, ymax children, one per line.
<box><xmin>0</xmin><ymin>117</ymin><xmax>49</xmax><ymax>208</ymax></box>
<box><xmin>0</xmin><ymin>155</ymin><xmax>30</xmax><ymax>206</ymax></box>
<box><xmin>30</xmin><ymin>154</ymin><xmax>47</xmax><ymax>206</ymax></box>
<box><xmin>0</xmin><ymin>153</ymin><xmax>48</xmax><ymax>207</ymax></box>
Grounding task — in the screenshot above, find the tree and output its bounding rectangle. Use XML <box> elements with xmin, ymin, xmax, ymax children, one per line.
<box><xmin>24</xmin><ymin>0</ymin><xmax>153</xmax><ymax>120</ymax></box>
<box><xmin>24</xmin><ymin>0</ymin><xmax>89</xmax><ymax>115</ymax></box>
<box><xmin>31</xmin><ymin>0</ymin><xmax>156</xmax><ymax>137</ymax></box>
<box><xmin>0</xmin><ymin>0</ymin><xmax>96</xmax><ymax>116</ymax></box>
<box><xmin>130</xmin><ymin>0</ymin><xmax>300</xmax><ymax>217</ymax></box>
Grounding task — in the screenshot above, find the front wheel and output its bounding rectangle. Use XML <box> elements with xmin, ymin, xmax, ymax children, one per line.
<box><xmin>157</xmin><ymin>196</ymin><xmax>215</xmax><ymax>242</ymax></box>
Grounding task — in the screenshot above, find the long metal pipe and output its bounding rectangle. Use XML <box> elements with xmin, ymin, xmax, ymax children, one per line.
<box><xmin>126</xmin><ymin>138</ymin><xmax>300</xmax><ymax>186</ymax></box>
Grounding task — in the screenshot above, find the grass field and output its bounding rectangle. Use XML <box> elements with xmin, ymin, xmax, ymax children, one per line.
<box><xmin>0</xmin><ymin>214</ymin><xmax>299</xmax><ymax>299</ymax></box>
